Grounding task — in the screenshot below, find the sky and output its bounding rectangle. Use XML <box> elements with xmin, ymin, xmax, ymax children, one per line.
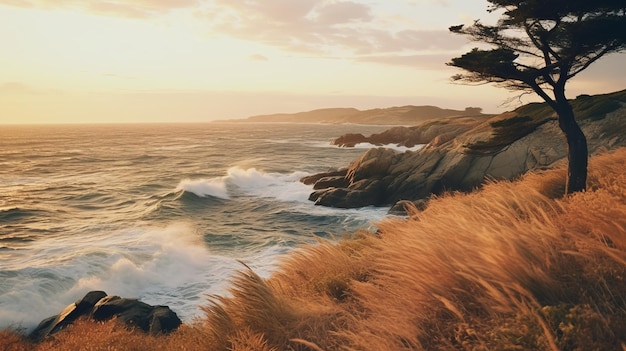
<box><xmin>0</xmin><ymin>0</ymin><xmax>624</xmax><ymax>124</ymax></box>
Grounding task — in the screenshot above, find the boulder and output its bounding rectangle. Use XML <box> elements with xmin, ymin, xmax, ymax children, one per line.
<box><xmin>29</xmin><ymin>291</ymin><xmax>181</xmax><ymax>342</ymax></box>
<box><xmin>346</xmin><ymin>148</ymin><xmax>397</xmax><ymax>183</ymax></box>
<box><xmin>29</xmin><ymin>290</ymin><xmax>107</xmax><ymax>342</ymax></box>
<box><xmin>300</xmin><ymin>169</ymin><xmax>347</xmax><ymax>185</ymax></box>
<box><xmin>311</xmin><ymin>186</ymin><xmax>382</xmax><ymax>208</ymax></box>
<box><xmin>313</xmin><ymin>175</ymin><xmax>349</xmax><ymax>190</ymax></box>
<box><xmin>332</xmin><ymin>133</ymin><xmax>367</xmax><ymax>147</ymax></box>
<box><xmin>388</xmin><ymin>199</ymin><xmax>428</xmax><ymax>216</ymax></box>
<box><xmin>92</xmin><ymin>295</ymin><xmax>181</xmax><ymax>334</ymax></box>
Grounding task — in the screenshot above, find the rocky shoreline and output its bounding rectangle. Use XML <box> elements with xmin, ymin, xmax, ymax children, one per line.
<box><xmin>303</xmin><ymin>91</ymin><xmax>626</xmax><ymax>213</ymax></box>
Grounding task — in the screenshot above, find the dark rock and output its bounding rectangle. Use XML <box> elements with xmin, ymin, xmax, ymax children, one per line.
<box><xmin>308</xmin><ymin>149</ymin><xmax>397</xmax><ymax>208</ymax></box>
<box><xmin>331</xmin><ymin>118</ymin><xmax>483</xmax><ymax>148</ymax></box>
<box><xmin>29</xmin><ymin>290</ymin><xmax>107</xmax><ymax>342</ymax></box>
<box><xmin>388</xmin><ymin>199</ymin><xmax>429</xmax><ymax>216</ymax></box>
<box><xmin>92</xmin><ymin>295</ymin><xmax>181</xmax><ymax>334</ymax></box>
<box><xmin>313</xmin><ymin>175</ymin><xmax>349</xmax><ymax>190</ymax></box>
<box><xmin>313</xmin><ymin>188</ymin><xmax>363</xmax><ymax>208</ymax></box>
<box><xmin>29</xmin><ymin>291</ymin><xmax>181</xmax><ymax>342</ymax></box>
<box><xmin>29</xmin><ymin>316</ymin><xmax>56</xmax><ymax>343</ymax></box>
<box><xmin>149</xmin><ymin>306</ymin><xmax>183</xmax><ymax>335</ymax></box>
<box><xmin>366</xmin><ymin>126</ymin><xmax>425</xmax><ymax>147</ymax></box>
<box><xmin>345</xmin><ymin>148</ymin><xmax>397</xmax><ymax>183</ymax></box>
<box><xmin>300</xmin><ymin>169</ymin><xmax>347</xmax><ymax>185</ymax></box>
<box><xmin>332</xmin><ymin>133</ymin><xmax>367</xmax><ymax>147</ymax></box>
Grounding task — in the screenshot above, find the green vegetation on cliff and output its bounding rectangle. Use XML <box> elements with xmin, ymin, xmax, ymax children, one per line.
<box><xmin>466</xmin><ymin>89</ymin><xmax>626</xmax><ymax>153</ymax></box>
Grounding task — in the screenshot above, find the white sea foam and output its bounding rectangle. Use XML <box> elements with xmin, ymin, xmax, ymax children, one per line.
<box><xmin>0</xmin><ymin>223</ymin><xmax>285</xmax><ymax>330</ymax></box>
<box><xmin>226</xmin><ymin>167</ymin><xmax>312</xmax><ymax>202</ymax></box>
<box><xmin>309</xmin><ymin>141</ymin><xmax>424</xmax><ymax>152</ymax></box>
<box><xmin>352</xmin><ymin>142</ymin><xmax>425</xmax><ymax>152</ymax></box>
<box><xmin>295</xmin><ymin>202</ymin><xmax>390</xmax><ymax>229</ymax></box>
<box><xmin>176</xmin><ymin>178</ymin><xmax>230</xmax><ymax>199</ymax></box>
<box><xmin>177</xmin><ymin>167</ymin><xmax>313</xmax><ymax>203</ymax></box>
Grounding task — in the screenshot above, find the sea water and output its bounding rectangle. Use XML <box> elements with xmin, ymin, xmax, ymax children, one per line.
<box><xmin>0</xmin><ymin>122</ymin><xmax>402</xmax><ymax>330</ymax></box>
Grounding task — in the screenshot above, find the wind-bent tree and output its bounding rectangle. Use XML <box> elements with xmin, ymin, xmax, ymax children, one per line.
<box><xmin>448</xmin><ymin>0</ymin><xmax>626</xmax><ymax>194</ymax></box>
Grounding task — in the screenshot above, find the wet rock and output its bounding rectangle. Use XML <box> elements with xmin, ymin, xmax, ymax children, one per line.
<box><xmin>29</xmin><ymin>291</ymin><xmax>107</xmax><ymax>342</ymax></box>
<box><xmin>93</xmin><ymin>295</ymin><xmax>181</xmax><ymax>334</ymax></box>
<box><xmin>300</xmin><ymin>169</ymin><xmax>347</xmax><ymax>185</ymax></box>
<box><xmin>29</xmin><ymin>291</ymin><xmax>181</xmax><ymax>342</ymax></box>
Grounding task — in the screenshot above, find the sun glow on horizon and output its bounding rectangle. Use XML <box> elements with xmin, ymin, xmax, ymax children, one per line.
<box><xmin>1</xmin><ymin>1</ymin><xmax>624</xmax><ymax>124</ymax></box>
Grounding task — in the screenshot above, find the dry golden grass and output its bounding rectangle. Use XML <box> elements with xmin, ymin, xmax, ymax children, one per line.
<box><xmin>18</xmin><ymin>319</ymin><xmax>213</xmax><ymax>351</ymax></box>
<box><xmin>4</xmin><ymin>148</ymin><xmax>626</xmax><ymax>350</ymax></box>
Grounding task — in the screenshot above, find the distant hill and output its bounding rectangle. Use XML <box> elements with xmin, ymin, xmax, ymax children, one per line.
<box><xmin>227</xmin><ymin>105</ymin><xmax>486</xmax><ymax>125</ymax></box>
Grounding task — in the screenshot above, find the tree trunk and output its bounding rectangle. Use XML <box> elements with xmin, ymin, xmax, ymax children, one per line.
<box><xmin>555</xmin><ymin>97</ymin><xmax>588</xmax><ymax>194</ymax></box>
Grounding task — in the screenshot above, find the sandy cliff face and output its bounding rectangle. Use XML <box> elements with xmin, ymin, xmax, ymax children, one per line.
<box><xmin>306</xmin><ymin>93</ymin><xmax>626</xmax><ymax>211</ymax></box>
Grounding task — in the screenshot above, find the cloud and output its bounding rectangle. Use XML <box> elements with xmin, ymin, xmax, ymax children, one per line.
<box><xmin>1</xmin><ymin>0</ymin><xmax>471</xmax><ymax>65</ymax></box>
<box><xmin>249</xmin><ymin>54</ymin><xmax>269</xmax><ymax>61</ymax></box>
<box><xmin>102</xmin><ymin>73</ymin><xmax>136</xmax><ymax>79</ymax></box>
<box><xmin>0</xmin><ymin>0</ymin><xmax>200</xmax><ymax>18</ymax></box>
<box><xmin>201</xmin><ymin>0</ymin><xmax>467</xmax><ymax>56</ymax></box>
<box><xmin>356</xmin><ymin>53</ymin><xmax>455</xmax><ymax>70</ymax></box>
<box><xmin>314</xmin><ymin>1</ymin><xmax>372</xmax><ymax>25</ymax></box>
<box><xmin>0</xmin><ymin>82</ymin><xmax>60</xmax><ymax>95</ymax></box>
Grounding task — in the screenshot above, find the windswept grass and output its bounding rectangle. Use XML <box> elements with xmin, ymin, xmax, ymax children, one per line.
<box><xmin>3</xmin><ymin>148</ymin><xmax>626</xmax><ymax>350</ymax></box>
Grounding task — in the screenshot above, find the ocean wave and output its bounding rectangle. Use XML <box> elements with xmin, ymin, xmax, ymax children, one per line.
<box><xmin>226</xmin><ymin>167</ymin><xmax>312</xmax><ymax>202</ymax></box>
<box><xmin>308</xmin><ymin>141</ymin><xmax>424</xmax><ymax>152</ymax></box>
<box><xmin>176</xmin><ymin>178</ymin><xmax>230</xmax><ymax>199</ymax></box>
<box><xmin>0</xmin><ymin>207</ymin><xmax>46</xmax><ymax>221</ymax></box>
<box><xmin>0</xmin><ymin>223</ymin><xmax>283</xmax><ymax>330</ymax></box>
<box><xmin>351</xmin><ymin>142</ymin><xmax>425</xmax><ymax>152</ymax></box>
<box><xmin>175</xmin><ymin>167</ymin><xmax>313</xmax><ymax>203</ymax></box>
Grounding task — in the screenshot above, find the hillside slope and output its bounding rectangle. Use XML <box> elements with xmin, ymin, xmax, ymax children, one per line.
<box><xmin>233</xmin><ymin>105</ymin><xmax>486</xmax><ymax>125</ymax></box>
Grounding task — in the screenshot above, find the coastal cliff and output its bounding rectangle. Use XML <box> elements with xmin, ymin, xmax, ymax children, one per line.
<box><xmin>305</xmin><ymin>90</ymin><xmax>626</xmax><ymax>211</ymax></box>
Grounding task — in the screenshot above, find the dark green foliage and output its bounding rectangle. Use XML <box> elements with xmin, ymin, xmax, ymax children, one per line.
<box><xmin>449</xmin><ymin>48</ymin><xmax>520</xmax><ymax>83</ymax></box>
<box><xmin>448</xmin><ymin>1</ymin><xmax>626</xmax><ymax>92</ymax></box>
<box><xmin>514</xmin><ymin>103</ymin><xmax>555</xmax><ymax>120</ymax></box>
<box><xmin>490</xmin><ymin>115</ymin><xmax>533</xmax><ymax>128</ymax></box>
<box><xmin>466</xmin><ymin>90</ymin><xmax>625</xmax><ymax>153</ymax></box>
<box><xmin>516</xmin><ymin>89</ymin><xmax>626</xmax><ymax>122</ymax></box>
<box><xmin>571</xmin><ymin>90</ymin><xmax>626</xmax><ymax>121</ymax></box>
<box><xmin>466</xmin><ymin>115</ymin><xmax>553</xmax><ymax>153</ymax></box>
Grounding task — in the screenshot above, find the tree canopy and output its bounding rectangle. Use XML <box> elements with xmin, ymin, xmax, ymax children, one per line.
<box><xmin>448</xmin><ymin>0</ymin><xmax>626</xmax><ymax>194</ymax></box>
<box><xmin>449</xmin><ymin>0</ymin><xmax>626</xmax><ymax>99</ymax></box>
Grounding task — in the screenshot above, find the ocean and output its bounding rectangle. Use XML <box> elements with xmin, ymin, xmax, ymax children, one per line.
<box><xmin>0</xmin><ymin>122</ymin><xmax>408</xmax><ymax>330</ymax></box>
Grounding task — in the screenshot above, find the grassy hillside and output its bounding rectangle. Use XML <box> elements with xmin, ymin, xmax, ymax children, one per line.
<box><xmin>4</xmin><ymin>148</ymin><xmax>626</xmax><ymax>350</ymax></box>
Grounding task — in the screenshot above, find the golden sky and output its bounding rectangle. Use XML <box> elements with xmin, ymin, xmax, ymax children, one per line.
<box><xmin>1</xmin><ymin>0</ymin><xmax>624</xmax><ymax>124</ymax></box>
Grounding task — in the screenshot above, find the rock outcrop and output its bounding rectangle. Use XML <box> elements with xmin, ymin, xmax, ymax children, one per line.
<box><xmin>306</xmin><ymin>91</ymin><xmax>626</xmax><ymax>212</ymax></box>
<box><xmin>29</xmin><ymin>291</ymin><xmax>181</xmax><ymax>342</ymax></box>
<box><xmin>332</xmin><ymin>117</ymin><xmax>488</xmax><ymax>147</ymax></box>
